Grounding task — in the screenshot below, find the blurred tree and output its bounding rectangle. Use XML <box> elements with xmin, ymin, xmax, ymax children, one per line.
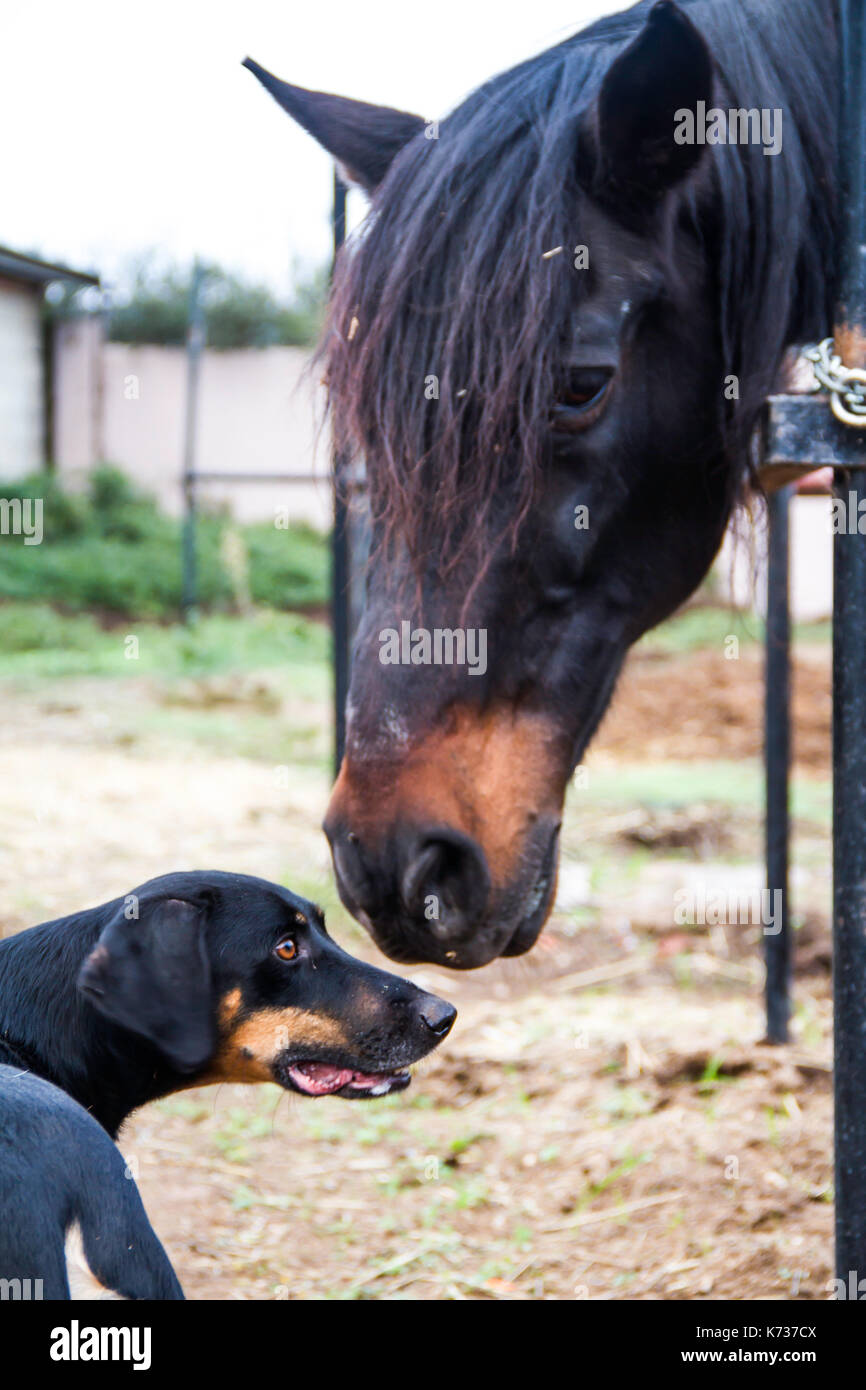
<box><xmin>45</xmin><ymin>255</ymin><xmax>328</xmax><ymax>349</ymax></box>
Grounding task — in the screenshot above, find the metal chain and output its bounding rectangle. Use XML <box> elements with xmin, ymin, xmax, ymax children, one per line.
<box><xmin>805</xmin><ymin>338</ymin><xmax>866</xmax><ymax>428</ymax></box>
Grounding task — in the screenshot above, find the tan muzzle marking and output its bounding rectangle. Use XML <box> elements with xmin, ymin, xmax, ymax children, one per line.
<box><xmin>332</xmin><ymin>703</ymin><xmax>567</xmax><ymax>885</ymax></box>
<box><xmin>206</xmin><ymin>996</ymin><xmax>352</xmax><ymax>1084</ymax></box>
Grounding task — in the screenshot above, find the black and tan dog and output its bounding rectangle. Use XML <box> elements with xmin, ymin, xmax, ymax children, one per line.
<box><xmin>0</xmin><ymin>870</ymin><xmax>456</xmax><ymax>1299</ymax></box>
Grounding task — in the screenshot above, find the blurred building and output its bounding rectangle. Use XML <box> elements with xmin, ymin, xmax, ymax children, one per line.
<box><xmin>0</xmin><ymin>246</ymin><xmax>99</xmax><ymax>478</ymax></box>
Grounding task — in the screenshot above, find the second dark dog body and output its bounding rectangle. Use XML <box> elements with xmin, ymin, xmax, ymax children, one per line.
<box><xmin>0</xmin><ymin>1067</ymin><xmax>183</xmax><ymax>1300</ymax></box>
<box><xmin>0</xmin><ymin>870</ymin><xmax>456</xmax><ymax>1299</ymax></box>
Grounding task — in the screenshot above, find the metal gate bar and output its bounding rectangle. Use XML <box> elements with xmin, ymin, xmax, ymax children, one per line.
<box><xmin>764</xmin><ymin>488</ymin><xmax>793</xmax><ymax>1044</ymax></box>
<box><xmin>761</xmin><ymin>0</ymin><xmax>866</xmax><ymax>1280</ymax></box>
<box><xmin>181</xmin><ymin>261</ymin><xmax>206</xmax><ymax>622</ymax></box>
<box><xmin>831</xmin><ymin>0</ymin><xmax>866</xmax><ymax>1284</ymax></box>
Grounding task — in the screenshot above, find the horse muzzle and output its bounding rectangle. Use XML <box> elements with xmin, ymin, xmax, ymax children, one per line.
<box><xmin>326</xmin><ymin>806</ymin><xmax>561</xmax><ymax>969</ymax></box>
<box><xmin>323</xmin><ymin>699</ymin><xmax>570</xmax><ymax>966</ymax></box>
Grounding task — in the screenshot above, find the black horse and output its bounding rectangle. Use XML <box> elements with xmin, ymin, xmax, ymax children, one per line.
<box><xmin>246</xmin><ymin>0</ymin><xmax>837</xmax><ymax>969</ymax></box>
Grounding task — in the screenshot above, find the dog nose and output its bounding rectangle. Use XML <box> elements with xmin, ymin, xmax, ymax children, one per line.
<box><xmin>418</xmin><ymin>996</ymin><xmax>457</xmax><ymax>1038</ymax></box>
<box><xmin>400</xmin><ymin>830</ymin><xmax>491</xmax><ymax>941</ymax></box>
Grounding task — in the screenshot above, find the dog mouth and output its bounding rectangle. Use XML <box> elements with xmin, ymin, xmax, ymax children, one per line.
<box><xmin>279</xmin><ymin>1059</ymin><xmax>411</xmax><ymax>1099</ymax></box>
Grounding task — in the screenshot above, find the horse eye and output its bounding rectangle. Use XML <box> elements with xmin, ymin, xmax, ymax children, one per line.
<box><xmin>274</xmin><ymin>938</ymin><xmax>298</xmax><ymax>962</ymax></box>
<box><xmin>552</xmin><ymin>369</ymin><xmax>613</xmax><ymax>431</ymax></box>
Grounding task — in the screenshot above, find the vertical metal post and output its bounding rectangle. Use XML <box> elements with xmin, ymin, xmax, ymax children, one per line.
<box><xmin>182</xmin><ymin>260</ymin><xmax>206</xmax><ymax>623</ymax></box>
<box><xmin>833</xmin><ymin>0</ymin><xmax>866</xmax><ymax>1285</ymax></box>
<box><xmin>764</xmin><ymin>486</ymin><xmax>792</xmax><ymax>1043</ymax></box>
<box><xmin>331</xmin><ymin>171</ymin><xmax>350</xmax><ymax>776</ymax></box>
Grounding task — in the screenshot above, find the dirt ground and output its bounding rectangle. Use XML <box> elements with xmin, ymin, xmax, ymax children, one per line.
<box><xmin>607</xmin><ymin>651</ymin><xmax>831</xmax><ymax>773</ymax></box>
<box><xmin>0</xmin><ymin>633</ymin><xmax>837</xmax><ymax>1300</ymax></box>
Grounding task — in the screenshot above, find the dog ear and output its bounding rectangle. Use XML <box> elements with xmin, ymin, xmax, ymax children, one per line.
<box><xmin>77</xmin><ymin>895</ymin><xmax>215</xmax><ymax>1073</ymax></box>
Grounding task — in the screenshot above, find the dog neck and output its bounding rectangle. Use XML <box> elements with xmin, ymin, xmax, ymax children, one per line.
<box><xmin>0</xmin><ymin>913</ymin><xmax>187</xmax><ymax>1137</ymax></box>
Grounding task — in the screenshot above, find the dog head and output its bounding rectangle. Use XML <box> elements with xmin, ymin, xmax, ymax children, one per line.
<box><xmin>77</xmin><ymin>870</ymin><xmax>456</xmax><ymax>1097</ymax></box>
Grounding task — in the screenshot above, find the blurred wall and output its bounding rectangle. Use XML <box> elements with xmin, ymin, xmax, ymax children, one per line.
<box><xmin>53</xmin><ymin>321</ymin><xmax>332</xmax><ymax>531</ymax></box>
<box><xmin>717</xmin><ymin>497</ymin><xmax>833</xmax><ymax>623</ymax></box>
<box><xmin>0</xmin><ymin>277</ymin><xmax>44</xmax><ymax>478</ymax></box>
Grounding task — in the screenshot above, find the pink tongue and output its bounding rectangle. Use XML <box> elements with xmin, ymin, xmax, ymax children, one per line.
<box><xmin>289</xmin><ymin>1062</ymin><xmax>355</xmax><ymax>1095</ymax></box>
<box><xmin>288</xmin><ymin>1062</ymin><xmax>398</xmax><ymax>1096</ymax></box>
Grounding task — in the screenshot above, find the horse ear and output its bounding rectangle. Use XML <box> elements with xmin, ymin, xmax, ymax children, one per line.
<box><xmin>244</xmin><ymin>58</ymin><xmax>425</xmax><ymax>193</ymax></box>
<box><xmin>577</xmin><ymin>1</ymin><xmax>714</xmax><ymax>207</ymax></box>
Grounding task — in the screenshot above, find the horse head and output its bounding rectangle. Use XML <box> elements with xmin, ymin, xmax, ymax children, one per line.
<box><xmin>247</xmin><ymin>0</ymin><xmax>835</xmax><ymax>967</ymax></box>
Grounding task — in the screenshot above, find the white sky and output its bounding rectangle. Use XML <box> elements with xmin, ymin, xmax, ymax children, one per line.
<box><xmin>1</xmin><ymin>0</ymin><xmax>623</xmax><ymax>296</ymax></box>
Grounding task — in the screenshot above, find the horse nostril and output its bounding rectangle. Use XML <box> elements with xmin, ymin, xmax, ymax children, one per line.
<box><xmin>419</xmin><ymin>997</ymin><xmax>457</xmax><ymax>1037</ymax></box>
<box><xmin>401</xmin><ymin>830</ymin><xmax>491</xmax><ymax>932</ymax></box>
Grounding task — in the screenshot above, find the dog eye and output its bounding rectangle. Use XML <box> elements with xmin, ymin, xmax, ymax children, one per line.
<box><xmin>274</xmin><ymin>938</ymin><xmax>298</xmax><ymax>962</ymax></box>
<box><xmin>552</xmin><ymin>369</ymin><xmax>613</xmax><ymax>432</ymax></box>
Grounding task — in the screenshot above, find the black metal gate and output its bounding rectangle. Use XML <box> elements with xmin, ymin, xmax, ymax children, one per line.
<box><xmin>762</xmin><ymin>0</ymin><xmax>866</xmax><ymax>1281</ymax></box>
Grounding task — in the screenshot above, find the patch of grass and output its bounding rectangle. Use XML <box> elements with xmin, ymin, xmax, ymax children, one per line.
<box><xmin>137</xmin><ymin>702</ymin><xmax>328</xmax><ymax>771</ymax></box>
<box><xmin>793</xmin><ymin>1000</ymin><xmax>826</xmax><ymax>1050</ymax></box>
<box><xmin>599</xmin><ymin>1088</ymin><xmax>656</xmax><ymax>1122</ymax></box>
<box><xmin>155</xmin><ymin>1097</ymin><xmax>211</xmax><ymax>1123</ymax></box>
<box><xmin>569</xmin><ymin>759</ymin><xmax>831</xmax><ymax>826</ymax></box>
<box><xmin>353</xmin><ymin>1103</ymin><xmax>410</xmax><ymax>1147</ymax></box>
<box><xmin>336</xmin><ymin>1232</ymin><xmax>463</xmax><ymax>1299</ymax></box>
<box><xmin>583</xmin><ymin>1150</ymin><xmax>652</xmax><ymax>1204</ymax></box>
<box><xmin>640</xmin><ymin>604</ymin><xmax>831</xmax><ymax>655</ymax></box>
<box><xmin>447</xmin><ymin>1176</ymin><xmax>491</xmax><ymax>1210</ymax></box>
<box><xmin>639</xmin><ymin>606</ymin><xmax>764</xmax><ymax>655</ymax></box>
<box><xmin>211</xmin><ymin>1106</ymin><xmax>277</xmax><ymax>1162</ymax></box>
<box><xmin>0</xmin><ymin>602</ymin><xmax>329</xmax><ymax>685</ymax></box>
<box><xmin>297</xmin><ymin>1113</ymin><xmax>345</xmax><ymax>1144</ymax></box>
<box><xmin>231</xmin><ymin>1185</ymin><xmax>296</xmax><ymax>1212</ymax></box>
<box><xmin>448</xmin><ymin>1131</ymin><xmax>488</xmax><ymax>1159</ymax></box>
<box><xmin>697</xmin><ymin>1054</ymin><xmax>742</xmax><ymax>1094</ymax></box>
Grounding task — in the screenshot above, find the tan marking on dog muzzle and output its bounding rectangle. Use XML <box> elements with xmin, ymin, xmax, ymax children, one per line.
<box><xmin>331</xmin><ymin>704</ymin><xmax>567</xmax><ymax>885</ymax></box>
<box><xmin>208</xmin><ymin>1007</ymin><xmax>352</xmax><ymax>1084</ymax></box>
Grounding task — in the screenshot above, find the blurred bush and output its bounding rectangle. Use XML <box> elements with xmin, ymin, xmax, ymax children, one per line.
<box><xmin>0</xmin><ymin>467</ymin><xmax>328</xmax><ymax>620</ymax></box>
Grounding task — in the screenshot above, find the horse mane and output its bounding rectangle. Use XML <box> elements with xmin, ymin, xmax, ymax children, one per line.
<box><xmin>321</xmin><ymin>0</ymin><xmax>838</xmax><ymax>573</ymax></box>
